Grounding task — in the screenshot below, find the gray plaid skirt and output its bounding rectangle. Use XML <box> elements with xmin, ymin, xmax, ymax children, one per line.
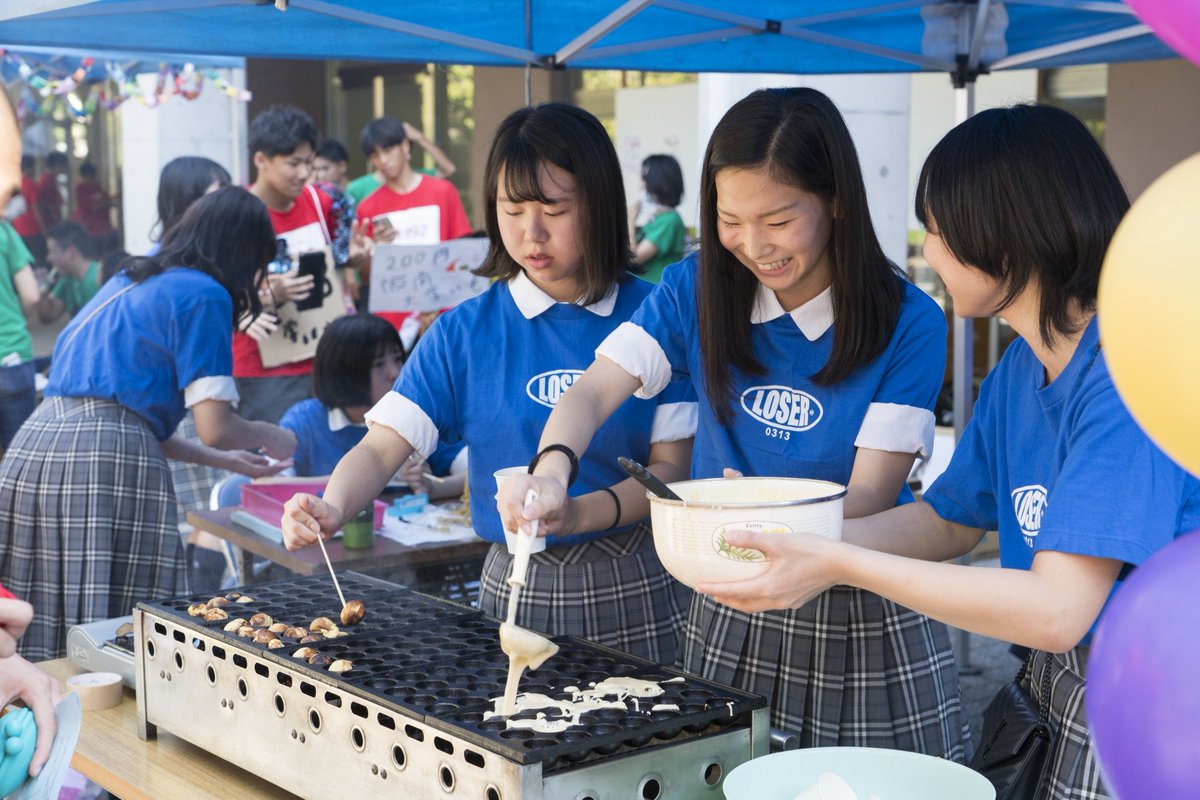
<box><xmin>0</xmin><ymin>396</ymin><xmax>183</xmax><ymax>661</ymax></box>
<box><xmin>477</xmin><ymin>522</ymin><xmax>690</xmax><ymax>664</ymax></box>
<box><xmin>683</xmin><ymin>586</ymin><xmax>970</xmax><ymax>761</ymax></box>
<box><xmin>1025</xmin><ymin>647</ymin><xmax>1109</xmax><ymax>800</ymax></box>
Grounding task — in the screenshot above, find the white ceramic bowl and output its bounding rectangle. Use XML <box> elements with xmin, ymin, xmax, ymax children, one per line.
<box><xmin>723</xmin><ymin>747</ymin><xmax>995</xmax><ymax>800</ymax></box>
<box><xmin>647</xmin><ymin>477</ymin><xmax>846</xmax><ymax>590</ymax></box>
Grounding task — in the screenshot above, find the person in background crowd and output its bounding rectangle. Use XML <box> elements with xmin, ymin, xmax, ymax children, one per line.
<box><xmin>503</xmin><ymin>88</ymin><xmax>968</xmax><ymax>758</ymax></box>
<box><xmin>0</xmin><ymin>92</ymin><xmax>42</xmax><ymax>451</ymax></box>
<box><xmin>628</xmin><ymin>153</ymin><xmax>687</xmax><ymax>284</ymax></box>
<box><xmin>34</xmin><ymin>152</ymin><xmax>66</xmax><ymax>235</ymax></box>
<box><xmin>11</xmin><ymin>156</ymin><xmax>44</xmax><ymax>267</ymax></box>
<box><xmin>345</xmin><ymin>120</ymin><xmax>458</xmax><ymax>205</ymax></box>
<box><xmin>279</xmin><ymin>312</ymin><xmax>466</xmax><ymax>496</ymax></box>
<box><xmin>239</xmin><ymin>105</ymin><xmax>366</xmax><ymax>424</ymax></box>
<box><xmin>284</xmin><ymin>103</ymin><xmax>696</xmax><ymax>663</ymax></box>
<box><xmin>0</xmin><ymin>186</ymin><xmax>297</xmax><ymax>661</ymax></box>
<box><xmin>0</xmin><ymin>218</ymin><xmax>42</xmax><ymax>450</ymax></box>
<box><xmin>72</xmin><ymin>161</ymin><xmax>117</xmax><ymax>246</ymax></box>
<box><xmin>313</xmin><ymin>139</ymin><xmax>351</xmax><ymax>191</ymax></box>
<box><xmin>36</xmin><ymin>220</ymin><xmax>99</xmax><ymax>324</ymax></box>
<box><xmin>0</xmin><ymin>585</ymin><xmax>60</xmax><ymax>783</ymax></box>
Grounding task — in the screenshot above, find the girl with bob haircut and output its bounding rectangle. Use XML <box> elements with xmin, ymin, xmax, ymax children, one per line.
<box><xmin>629</xmin><ymin>153</ymin><xmax>687</xmax><ymax>283</ymax></box>
<box><xmin>152</xmin><ymin>156</ymin><xmax>231</xmax><ymax>242</ymax></box>
<box><xmin>500</xmin><ymin>87</ymin><xmax>969</xmax><ymax>757</ymax></box>
<box><xmin>695</xmin><ymin>104</ymin><xmax>1200</xmax><ymax>799</ymax></box>
<box><xmin>0</xmin><ymin>186</ymin><xmax>297</xmax><ymax>661</ymax></box>
<box><xmin>282</xmin><ymin>103</ymin><xmax>695</xmax><ymax>662</ymax></box>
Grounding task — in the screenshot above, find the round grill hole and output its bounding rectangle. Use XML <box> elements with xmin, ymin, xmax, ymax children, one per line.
<box><xmin>639</xmin><ymin>776</ymin><xmax>662</xmax><ymax>800</ymax></box>
<box><xmin>704</xmin><ymin>762</ymin><xmax>723</xmax><ymax>786</ymax></box>
<box><xmin>351</xmin><ymin>726</ymin><xmax>366</xmax><ymax>752</ymax></box>
<box><xmin>273</xmin><ymin>693</ymin><xmax>286</xmax><ymax>716</ymax></box>
<box><xmin>486</xmin><ymin>786</ymin><xmax>501</xmax><ymax>800</ymax></box>
<box><xmin>173</xmin><ymin>650</ymin><xmax>184</xmax><ymax>671</ymax></box>
<box><xmin>236</xmin><ymin>677</ymin><xmax>248</xmax><ymax>699</ymax></box>
<box><xmin>308</xmin><ymin>708</ymin><xmax>322</xmax><ymax>732</ymax></box>
<box><xmin>439</xmin><ymin>764</ymin><xmax>455</xmax><ymax>792</ymax></box>
<box><xmin>205</xmin><ymin>664</ymin><xmax>216</xmax><ymax>686</ymax></box>
<box><xmin>146</xmin><ymin>639</ymin><xmax>156</xmax><ymax>659</ymax></box>
<box><xmin>391</xmin><ymin>744</ymin><xmax>406</xmax><ymax>770</ymax></box>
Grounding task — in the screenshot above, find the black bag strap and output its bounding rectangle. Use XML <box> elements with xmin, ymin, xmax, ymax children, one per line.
<box><xmin>1017</xmin><ymin>650</ymin><xmax>1054</xmax><ymax>729</ymax></box>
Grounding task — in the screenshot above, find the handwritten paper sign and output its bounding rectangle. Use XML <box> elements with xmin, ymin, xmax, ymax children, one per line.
<box><xmin>258</xmin><ymin>245</ymin><xmax>348</xmax><ymax>368</ymax></box>
<box><xmin>369</xmin><ymin>238</ymin><xmax>491</xmax><ymax>314</ymax></box>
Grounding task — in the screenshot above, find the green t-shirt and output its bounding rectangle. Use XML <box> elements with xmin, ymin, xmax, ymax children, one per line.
<box><xmin>51</xmin><ymin>260</ymin><xmax>100</xmax><ymax>317</ymax></box>
<box><xmin>345</xmin><ymin>167</ymin><xmax>441</xmax><ymax>206</ymax></box>
<box><xmin>0</xmin><ymin>221</ymin><xmax>34</xmax><ymax>363</ymax></box>
<box><xmin>636</xmin><ymin>209</ymin><xmax>687</xmax><ymax>284</ymax></box>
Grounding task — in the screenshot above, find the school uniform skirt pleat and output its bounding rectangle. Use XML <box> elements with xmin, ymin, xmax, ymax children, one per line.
<box><xmin>0</xmin><ymin>396</ymin><xmax>183</xmax><ymax>662</ymax></box>
<box><xmin>477</xmin><ymin>522</ymin><xmax>690</xmax><ymax>665</ymax></box>
<box><xmin>1026</xmin><ymin>647</ymin><xmax>1108</xmax><ymax>800</ymax></box>
<box><xmin>682</xmin><ymin>586</ymin><xmax>970</xmax><ymax>761</ymax></box>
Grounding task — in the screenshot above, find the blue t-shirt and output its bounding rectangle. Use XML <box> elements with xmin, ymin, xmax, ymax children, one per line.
<box><xmin>367</xmin><ymin>272</ymin><xmax>697</xmax><ymax>546</ymax></box>
<box><xmin>46</xmin><ymin>268</ymin><xmax>234</xmax><ymax>440</ymax></box>
<box><xmin>923</xmin><ymin>317</ymin><xmax>1200</xmax><ymax>642</ymax></box>
<box><xmin>281</xmin><ymin>397</ymin><xmax>466</xmax><ymax>478</ymax></box>
<box><xmin>598</xmin><ymin>252</ymin><xmax>945</xmax><ymax>495</ymax></box>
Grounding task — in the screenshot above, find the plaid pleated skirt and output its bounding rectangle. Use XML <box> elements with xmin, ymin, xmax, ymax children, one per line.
<box><xmin>1025</xmin><ymin>647</ymin><xmax>1109</xmax><ymax>800</ymax></box>
<box><xmin>0</xmin><ymin>396</ymin><xmax>183</xmax><ymax>661</ymax></box>
<box><xmin>477</xmin><ymin>522</ymin><xmax>690</xmax><ymax>664</ymax></box>
<box><xmin>682</xmin><ymin>586</ymin><xmax>970</xmax><ymax>761</ymax></box>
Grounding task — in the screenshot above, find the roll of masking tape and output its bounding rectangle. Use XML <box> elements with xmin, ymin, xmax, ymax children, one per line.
<box><xmin>66</xmin><ymin>672</ymin><xmax>124</xmax><ymax>711</ymax></box>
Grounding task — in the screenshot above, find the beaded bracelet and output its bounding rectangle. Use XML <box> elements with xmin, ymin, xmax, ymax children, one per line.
<box><xmin>527</xmin><ymin>443</ymin><xmax>579</xmax><ymax>488</ymax></box>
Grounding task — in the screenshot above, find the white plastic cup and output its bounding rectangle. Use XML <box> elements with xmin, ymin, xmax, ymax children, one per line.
<box><xmin>494</xmin><ymin>466</ymin><xmax>547</xmax><ymax>555</ymax></box>
<box><xmin>791</xmin><ymin>772</ymin><xmax>859</xmax><ymax>800</ymax></box>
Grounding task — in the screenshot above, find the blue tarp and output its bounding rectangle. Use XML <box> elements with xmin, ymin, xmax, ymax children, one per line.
<box><xmin>0</xmin><ymin>1</ymin><xmax>1177</xmax><ymax>82</ymax></box>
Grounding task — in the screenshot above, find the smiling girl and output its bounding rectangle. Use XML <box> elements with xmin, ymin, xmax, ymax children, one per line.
<box><xmin>500</xmin><ymin>87</ymin><xmax>968</xmax><ymax>756</ymax></box>
<box><xmin>282</xmin><ymin>104</ymin><xmax>695</xmax><ymax>661</ymax></box>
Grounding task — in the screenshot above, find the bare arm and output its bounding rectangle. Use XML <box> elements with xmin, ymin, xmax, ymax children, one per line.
<box><xmin>842</xmin><ymin>446</ymin><xmax>923</xmax><ymax>519</ymax></box>
<box><xmin>0</xmin><ymin>88</ymin><xmax>19</xmax><ymax>206</ymax></box>
<box><xmin>631</xmin><ymin>238</ymin><xmax>659</xmax><ymax>266</ymax></box>
<box><xmin>699</xmin><ymin>500</ymin><xmax>1118</xmax><ymax>652</ymax></box>
<box><xmin>159</xmin><ymin>434</ymin><xmax>292</xmax><ymax>478</ymax></box>
<box><xmin>281</xmin><ymin>424</ymin><xmax>412</xmax><ymax>549</ymax></box>
<box><xmin>496</xmin><ymin>356</ymin><xmax>641</xmax><ymax>532</ymax></box>
<box><xmin>11</xmin><ymin>265</ymin><xmax>40</xmax><ymax>312</ymax></box>
<box><xmin>404</xmin><ymin>123</ymin><xmax>456</xmax><ymax>178</ymax></box>
<box><xmin>189</xmin><ymin>398</ymin><xmax>296</xmax><ymax>460</ymax></box>
<box><xmin>34</xmin><ymin>291</ymin><xmax>64</xmax><ymax>325</ymax></box>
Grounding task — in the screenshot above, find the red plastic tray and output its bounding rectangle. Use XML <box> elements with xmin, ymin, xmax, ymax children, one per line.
<box><xmin>241</xmin><ymin>480</ymin><xmax>386</xmax><ymax>530</ymax></box>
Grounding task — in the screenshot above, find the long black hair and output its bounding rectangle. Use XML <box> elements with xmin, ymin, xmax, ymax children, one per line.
<box><xmin>916</xmin><ymin>104</ymin><xmax>1129</xmax><ymax>348</ymax></box>
<box><xmin>698</xmin><ymin>87</ymin><xmax>903</xmax><ymax>423</ymax></box>
<box><xmin>474</xmin><ymin>103</ymin><xmax>630</xmax><ymax>304</ymax></box>
<box><xmin>152</xmin><ymin>156</ymin><xmax>231</xmax><ymax>242</ymax></box>
<box><xmin>125</xmin><ymin>186</ymin><xmax>273</xmax><ymax>325</ymax></box>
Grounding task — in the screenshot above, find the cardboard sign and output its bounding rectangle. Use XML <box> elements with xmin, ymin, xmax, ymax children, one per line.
<box><xmin>369</xmin><ymin>238</ymin><xmax>491</xmax><ymax>314</ymax></box>
<box><xmin>257</xmin><ymin>245</ymin><xmax>347</xmax><ymax>368</ymax></box>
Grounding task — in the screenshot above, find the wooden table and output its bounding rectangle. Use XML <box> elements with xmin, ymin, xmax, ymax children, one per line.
<box><xmin>186</xmin><ymin>507</ymin><xmax>490</xmax><ymax>586</ymax></box>
<box><xmin>37</xmin><ymin>659</ymin><xmax>299</xmax><ymax>800</ymax></box>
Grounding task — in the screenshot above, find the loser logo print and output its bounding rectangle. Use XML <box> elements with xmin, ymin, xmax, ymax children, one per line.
<box><xmin>740</xmin><ymin>385</ymin><xmax>824</xmax><ymax>437</ymax></box>
<box><xmin>526</xmin><ymin>369</ymin><xmax>585</xmax><ymax>408</ymax></box>
<box><xmin>1010</xmin><ymin>484</ymin><xmax>1048</xmax><ymax>548</ymax></box>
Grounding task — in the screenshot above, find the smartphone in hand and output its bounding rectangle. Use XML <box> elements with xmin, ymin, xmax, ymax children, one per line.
<box><xmin>373</xmin><ymin>214</ymin><xmax>397</xmax><ymax>240</ymax></box>
<box><xmin>294</xmin><ymin>251</ymin><xmax>327</xmax><ymax>311</ymax></box>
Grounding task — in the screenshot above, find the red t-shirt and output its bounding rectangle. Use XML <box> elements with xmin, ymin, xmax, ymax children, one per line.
<box><xmin>73</xmin><ymin>180</ymin><xmax>114</xmax><ymax>236</ymax></box>
<box><xmin>232</xmin><ymin>187</ymin><xmax>335</xmax><ymax>378</ymax></box>
<box><xmin>12</xmin><ymin>176</ymin><xmax>39</xmax><ymax>236</ymax></box>
<box><xmin>355</xmin><ymin>175</ymin><xmax>471</xmax><ymax>245</ymax></box>
<box><xmin>35</xmin><ymin>173</ymin><xmax>62</xmax><ymax>229</ymax></box>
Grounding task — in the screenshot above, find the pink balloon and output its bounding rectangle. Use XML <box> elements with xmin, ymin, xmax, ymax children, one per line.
<box><xmin>1087</xmin><ymin>530</ymin><xmax>1200</xmax><ymax>798</ymax></box>
<box><xmin>1126</xmin><ymin>0</ymin><xmax>1200</xmax><ymax>66</ymax></box>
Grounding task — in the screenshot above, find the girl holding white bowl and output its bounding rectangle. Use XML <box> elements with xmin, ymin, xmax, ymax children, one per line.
<box><xmin>500</xmin><ymin>87</ymin><xmax>968</xmax><ymax>759</ymax></box>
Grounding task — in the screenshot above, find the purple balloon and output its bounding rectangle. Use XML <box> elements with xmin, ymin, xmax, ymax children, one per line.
<box><xmin>1087</xmin><ymin>530</ymin><xmax>1200</xmax><ymax>799</ymax></box>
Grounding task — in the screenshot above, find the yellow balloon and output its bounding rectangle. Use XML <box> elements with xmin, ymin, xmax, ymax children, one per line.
<box><xmin>1099</xmin><ymin>151</ymin><xmax>1200</xmax><ymax>477</ymax></box>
